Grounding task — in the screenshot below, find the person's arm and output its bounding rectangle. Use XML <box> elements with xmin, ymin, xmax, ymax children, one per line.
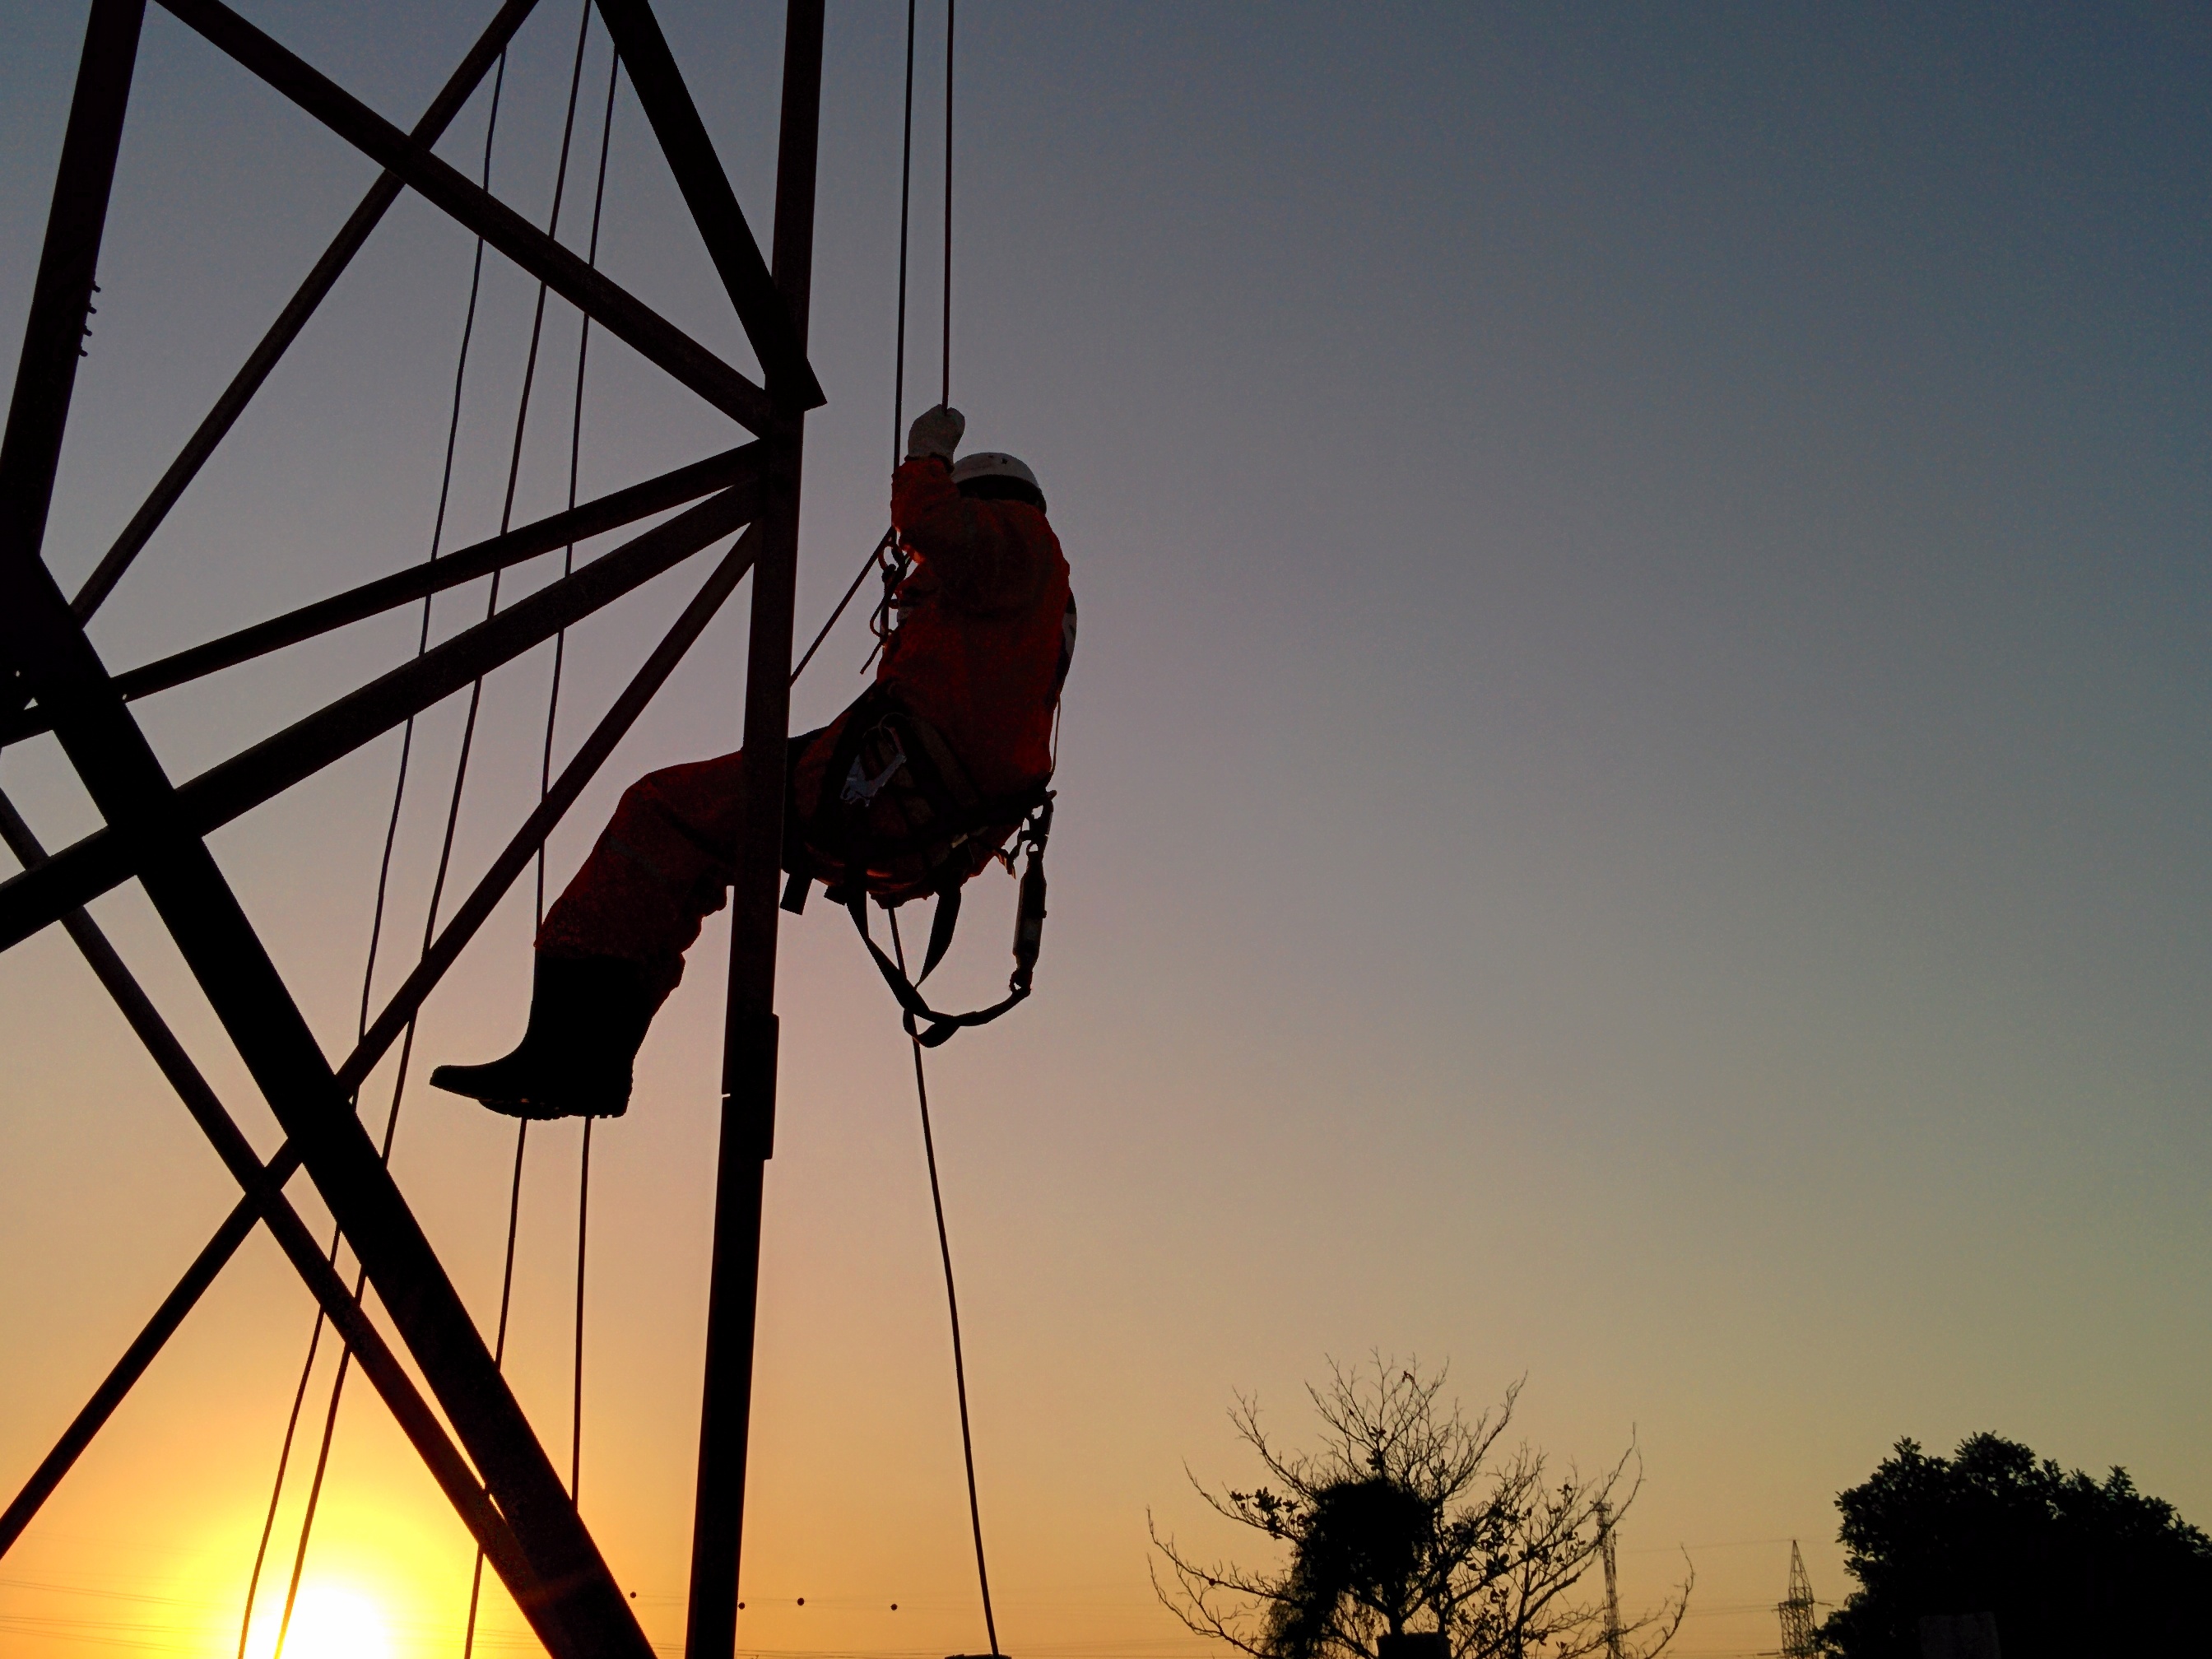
<box><xmin>892</xmin><ymin>460</ymin><xmax>1047</xmax><ymax>616</ymax></box>
<box><xmin>892</xmin><ymin>411</ymin><xmax>1049</xmax><ymax>616</ymax></box>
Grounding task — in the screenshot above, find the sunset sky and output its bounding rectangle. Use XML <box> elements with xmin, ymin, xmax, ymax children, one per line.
<box><xmin>2</xmin><ymin>3</ymin><xmax>2207</xmax><ymax>1657</ymax></box>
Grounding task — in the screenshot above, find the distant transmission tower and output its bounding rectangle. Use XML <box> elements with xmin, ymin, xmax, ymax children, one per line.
<box><xmin>1596</xmin><ymin>1500</ymin><xmax>1625</xmax><ymax>1659</ymax></box>
<box><xmin>1778</xmin><ymin>1540</ymin><xmax>1820</xmax><ymax>1658</ymax></box>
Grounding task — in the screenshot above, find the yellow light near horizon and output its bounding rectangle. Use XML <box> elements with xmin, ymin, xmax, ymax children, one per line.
<box><xmin>275</xmin><ymin>1583</ymin><xmax>393</xmax><ymax>1659</ymax></box>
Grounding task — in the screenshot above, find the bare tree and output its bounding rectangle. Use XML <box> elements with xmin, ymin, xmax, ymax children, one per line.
<box><xmin>1150</xmin><ymin>1358</ymin><xmax>1690</xmax><ymax>1659</ymax></box>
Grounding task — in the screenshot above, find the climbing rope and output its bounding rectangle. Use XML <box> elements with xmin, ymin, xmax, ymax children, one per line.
<box><xmin>921</xmin><ymin>2</ymin><xmax>1004</xmax><ymax>1643</ymax></box>
<box><xmin>459</xmin><ymin>1116</ymin><xmax>531</xmax><ymax>1659</ymax></box>
<box><xmin>882</xmin><ymin>7</ymin><xmax>1001</xmax><ymax>1653</ymax></box>
<box><xmin>941</xmin><ymin>0</ymin><xmax>955</xmax><ymax>410</ymax></box>
<box><xmin>236</xmin><ymin>11</ymin><xmax>616</xmax><ymax>1652</ymax></box>
<box><xmin>235</xmin><ymin>43</ymin><xmax>512</xmax><ymax>1659</ymax></box>
<box><xmin>561</xmin><ymin>26</ymin><xmax>622</xmax><ymax>1526</ymax></box>
<box><xmin>889</xmin><ymin>905</ymin><xmax>999</xmax><ymax>1658</ymax></box>
<box><xmin>460</xmin><ymin>6</ymin><xmax>611</xmax><ymax>1651</ymax></box>
<box><xmin>786</xmin><ymin>9</ymin><xmax>1001</xmax><ymax>1651</ymax></box>
<box><xmin>790</xmin><ymin>0</ymin><xmax>922</xmax><ymax>685</ymax></box>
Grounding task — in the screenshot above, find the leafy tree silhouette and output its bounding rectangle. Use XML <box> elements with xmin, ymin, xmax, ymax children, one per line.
<box><xmin>1819</xmin><ymin>1433</ymin><xmax>2212</xmax><ymax>1659</ymax></box>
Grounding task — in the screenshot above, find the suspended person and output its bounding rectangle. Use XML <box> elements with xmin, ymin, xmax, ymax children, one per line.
<box><xmin>431</xmin><ymin>407</ymin><xmax>1074</xmax><ymax>1119</ymax></box>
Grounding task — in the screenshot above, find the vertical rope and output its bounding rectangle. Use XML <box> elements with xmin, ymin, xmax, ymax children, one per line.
<box><xmin>537</xmin><ymin>43</ymin><xmax>621</xmax><ymax>923</ymax></box>
<box><xmin>462</xmin><ymin>1121</ymin><xmax>532</xmax><ymax>1659</ymax></box>
<box><xmin>548</xmin><ymin>32</ymin><xmax>621</xmax><ymax>1531</ymax></box>
<box><xmin>238</xmin><ymin>49</ymin><xmax>510</xmax><ymax>1659</ymax></box>
<box><xmin>458</xmin><ymin>8</ymin><xmax>600</xmax><ymax>1653</ymax></box>
<box><xmin>856</xmin><ymin>0</ymin><xmax>925</xmax><ymax>677</ymax></box>
<box><xmin>895</xmin><ymin>0</ymin><xmax>918</xmax><ymax>460</ymax></box>
<box><xmin>233</xmin><ymin>1312</ymin><xmax>324</xmax><ymax>1659</ymax></box>
<box><xmin>255</xmin><ymin>7</ymin><xmax>597</xmax><ymax>1644</ymax></box>
<box><xmin>941</xmin><ymin>0</ymin><xmax>955</xmax><ymax>407</ymax></box>
<box><xmin>890</xmin><ymin>910</ymin><xmax>1000</xmax><ymax>1657</ymax></box>
<box><xmin>571</xmin><ymin>1117</ymin><xmax>592</xmax><ymax>1499</ymax></box>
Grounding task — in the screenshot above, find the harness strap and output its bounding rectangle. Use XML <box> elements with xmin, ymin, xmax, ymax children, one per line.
<box><xmin>785</xmin><ymin>686</ymin><xmax>1054</xmax><ymax>1044</ymax></box>
<box><xmin>920</xmin><ymin>885</ymin><xmax>960</xmax><ymax>981</ymax></box>
<box><xmin>843</xmin><ymin>792</ymin><xmax>1052</xmax><ymax>1048</ymax></box>
<box><xmin>847</xmin><ymin>886</ymin><xmax>1028</xmax><ymax>1048</ymax></box>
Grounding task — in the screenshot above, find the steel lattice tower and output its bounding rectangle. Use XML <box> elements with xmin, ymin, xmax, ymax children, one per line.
<box><xmin>1595</xmin><ymin>1500</ymin><xmax>1625</xmax><ymax>1659</ymax></box>
<box><xmin>0</xmin><ymin>4</ymin><xmax>829</xmax><ymax>1654</ymax></box>
<box><xmin>1778</xmin><ymin>1540</ymin><xmax>1820</xmax><ymax>1658</ymax></box>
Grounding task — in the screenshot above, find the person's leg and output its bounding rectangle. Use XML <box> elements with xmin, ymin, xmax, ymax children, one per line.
<box><xmin>428</xmin><ymin>748</ymin><xmax>747</xmax><ymax>1118</ymax></box>
<box><xmin>432</xmin><ymin>727</ymin><xmax>834</xmax><ymax>1118</ymax></box>
<box><xmin>537</xmin><ymin>746</ymin><xmax>751</xmax><ymax>1005</ymax></box>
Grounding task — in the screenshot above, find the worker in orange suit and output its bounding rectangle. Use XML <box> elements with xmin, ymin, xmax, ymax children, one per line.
<box><xmin>432</xmin><ymin>406</ymin><xmax>1074</xmax><ymax>1118</ymax></box>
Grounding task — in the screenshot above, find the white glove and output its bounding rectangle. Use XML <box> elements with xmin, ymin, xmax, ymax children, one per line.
<box><xmin>905</xmin><ymin>404</ymin><xmax>965</xmax><ymax>462</ymax></box>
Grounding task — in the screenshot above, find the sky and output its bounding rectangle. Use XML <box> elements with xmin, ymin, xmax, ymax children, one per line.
<box><xmin>1</xmin><ymin>2</ymin><xmax>2207</xmax><ymax>1657</ymax></box>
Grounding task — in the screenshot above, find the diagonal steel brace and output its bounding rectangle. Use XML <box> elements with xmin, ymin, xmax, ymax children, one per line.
<box><xmin>0</xmin><ymin>792</ymin><xmax>557</xmax><ymax>1638</ymax></box>
<box><xmin>0</xmin><ymin>527</ymin><xmax>760</xmax><ymax>1586</ymax></box>
<box><xmin>157</xmin><ymin>0</ymin><xmax>797</xmax><ymax>434</ymax></box>
<box><xmin>0</xmin><ymin>536</ymin><xmax>658</xmax><ymax>1658</ymax></box>
<box><xmin>0</xmin><ymin>480</ymin><xmax>756</xmax><ymax>950</ymax></box>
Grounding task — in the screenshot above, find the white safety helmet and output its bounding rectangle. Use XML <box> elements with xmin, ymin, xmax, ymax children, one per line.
<box><xmin>950</xmin><ymin>451</ymin><xmax>1040</xmax><ymax>493</ymax></box>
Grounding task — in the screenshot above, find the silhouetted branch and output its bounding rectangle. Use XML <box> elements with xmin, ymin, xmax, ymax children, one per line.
<box><xmin>1152</xmin><ymin>1357</ymin><xmax>1692</xmax><ymax>1659</ymax></box>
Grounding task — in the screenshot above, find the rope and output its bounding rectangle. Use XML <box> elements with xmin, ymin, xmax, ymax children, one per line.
<box><xmin>819</xmin><ymin>0</ymin><xmax>927</xmax><ymax>681</ymax></box>
<box><xmin>785</xmin><ymin>14</ymin><xmax>1001</xmax><ymax>1646</ymax></box>
<box><xmin>920</xmin><ymin>9</ymin><xmax>1002</xmax><ymax>1640</ymax></box>
<box><xmin>895</xmin><ymin>0</ymin><xmax>918</xmax><ymax>471</ymax></box>
<box><xmin>572</xmin><ymin>1118</ymin><xmax>592</xmax><ymax>1498</ymax></box>
<box><xmin>462</xmin><ymin>8</ymin><xmax>604</xmax><ymax>1652</ymax></box>
<box><xmin>462</xmin><ymin>1120</ymin><xmax>532</xmax><ymax>1659</ymax></box>
<box><xmin>558</xmin><ymin>35</ymin><xmax>622</xmax><ymax>1525</ymax></box>
<box><xmin>236</xmin><ymin>47</ymin><xmax>511</xmax><ymax>1659</ymax></box>
<box><xmin>888</xmin><ymin>917</ymin><xmax>999</xmax><ymax>1658</ymax></box>
<box><xmin>870</xmin><ymin>16</ymin><xmax>1001</xmax><ymax>1652</ymax></box>
<box><xmin>239</xmin><ymin>7</ymin><xmax>608</xmax><ymax>1645</ymax></box>
<box><xmin>941</xmin><ymin>0</ymin><xmax>955</xmax><ymax>408</ymax></box>
<box><xmin>792</xmin><ymin>0</ymin><xmax>921</xmax><ymax>695</ymax></box>
<box><xmin>537</xmin><ymin>23</ymin><xmax>620</xmax><ymax>927</ymax></box>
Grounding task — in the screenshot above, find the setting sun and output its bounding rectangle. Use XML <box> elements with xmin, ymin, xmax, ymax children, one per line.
<box><xmin>271</xmin><ymin>1585</ymin><xmax>393</xmax><ymax>1659</ymax></box>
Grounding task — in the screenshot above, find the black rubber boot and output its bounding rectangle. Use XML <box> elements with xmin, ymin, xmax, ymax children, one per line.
<box><xmin>429</xmin><ymin>955</ymin><xmax>656</xmax><ymax>1120</ymax></box>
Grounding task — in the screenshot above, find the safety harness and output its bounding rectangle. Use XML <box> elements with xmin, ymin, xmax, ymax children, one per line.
<box><xmin>780</xmin><ymin>682</ymin><xmax>1054</xmax><ymax>1048</ymax></box>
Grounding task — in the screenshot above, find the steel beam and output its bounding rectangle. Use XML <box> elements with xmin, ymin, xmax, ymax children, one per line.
<box><xmin>0</xmin><ymin>527</ymin><xmax>762</xmax><ymax>1558</ymax></box>
<box><xmin>0</xmin><ymin>0</ymin><xmax>144</xmax><ymax>634</ymax></box>
<box><xmin>5</xmin><ymin>443</ymin><xmax>761</xmax><ymax>746</ymax></box>
<box><xmin>0</xmin><ymin>6</ymin><xmax>632</xmax><ymax>1629</ymax></box>
<box><xmin>0</xmin><ymin>481</ymin><xmax>756</xmax><ymax>950</ymax></box>
<box><xmin>592</xmin><ymin>0</ymin><xmax>823</xmax><ymax>409</ymax></box>
<box><xmin>156</xmin><ymin>0</ymin><xmax>788</xmax><ymax>435</ymax></box>
<box><xmin>0</xmin><ymin>792</ymin><xmax>553</xmax><ymax>1632</ymax></box>
<box><xmin>0</xmin><ymin>546</ymin><xmax>655</xmax><ymax>1659</ymax></box>
<box><xmin>0</xmin><ymin>1192</ymin><xmax>259</xmax><ymax>1555</ymax></box>
<box><xmin>2</xmin><ymin>6</ymin><xmax>832</xmax><ymax>1648</ymax></box>
<box><xmin>686</xmin><ymin>5</ymin><xmax>822</xmax><ymax>1654</ymax></box>
<box><xmin>67</xmin><ymin>0</ymin><xmax>541</xmax><ymax>621</ymax></box>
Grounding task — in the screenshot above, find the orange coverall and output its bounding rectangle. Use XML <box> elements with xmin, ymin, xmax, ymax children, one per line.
<box><xmin>536</xmin><ymin>457</ymin><xmax>1071</xmax><ymax>1002</ymax></box>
